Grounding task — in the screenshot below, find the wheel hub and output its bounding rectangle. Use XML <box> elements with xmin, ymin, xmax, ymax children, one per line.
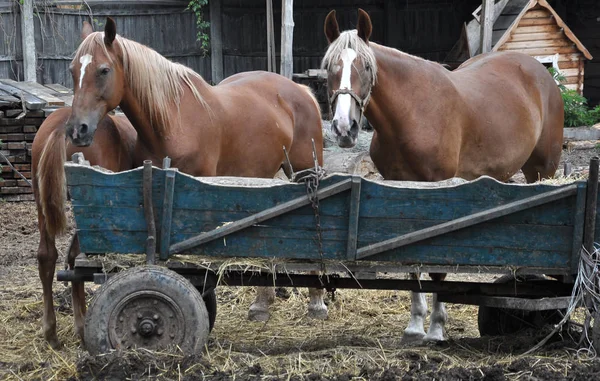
<box><xmin>139</xmin><ymin>319</ymin><xmax>156</xmax><ymax>337</ymax></box>
<box><xmin>108</xmin><ymin>291</ymin><xmax>185</xmax><ymax>350</ymax></box>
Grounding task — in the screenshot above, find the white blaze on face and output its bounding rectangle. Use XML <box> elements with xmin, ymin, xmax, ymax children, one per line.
<box><xmin>79</xmin><ymin>54</ymin><xmax>93</xmax><ymax>89</ymax></box>
<box><xmin>333</xmin><ymin>48</ymin><xmax>357</xmax><ymax>129</ymax></box>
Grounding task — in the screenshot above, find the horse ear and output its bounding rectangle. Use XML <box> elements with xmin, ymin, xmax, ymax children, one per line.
<box><xmin>324</xmin><ymin>10</ymin><xmax>340</xmax><ymax>43</ymax></box>
<box><xmin>357</xmin><ymin>8</ymin><xmax>372</xmax><ymax>43</ymax></box>
<box><xmin>104</xmin><ymin>17</ymin><xmax>117</xmax><ymax>46</ymax></box>
<box><xmin>81</xmin><ymin>20</ymin><xmax>93</xmax><ymax>41</ymax></box>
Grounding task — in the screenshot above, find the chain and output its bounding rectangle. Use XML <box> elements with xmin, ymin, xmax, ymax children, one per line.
<box><xmin>292</xmin><ymin>139</ymin><xmax>329</xmax><ymax>293</ymax></box>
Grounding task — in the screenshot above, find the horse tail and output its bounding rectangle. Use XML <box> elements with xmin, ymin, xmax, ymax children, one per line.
<box><xmin>37</xmin><ymin>129</ymin><xmax>67</xmax><ymax>236</ymax></box>
<box><xmin>297</xmin><ymin>84</ymin><xmax>322</xmax><ymax>120</ymax></box>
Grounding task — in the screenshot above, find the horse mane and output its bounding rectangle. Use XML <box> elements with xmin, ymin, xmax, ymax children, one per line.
<box><xmin>321</xmin><ymin>30</ymin><xmax>378</xmax><ymax>86</ymax></box>
<box><xmin>73</xmin><ymin>32</ymin><xmax>209</xmax><ymax>136</ymax></box>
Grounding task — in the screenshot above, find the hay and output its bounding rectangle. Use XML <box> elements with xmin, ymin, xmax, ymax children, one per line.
<box><xmin>2</xmin><ymin>265</ymin><xmax>598</xmax><ymax>380</ymax></box>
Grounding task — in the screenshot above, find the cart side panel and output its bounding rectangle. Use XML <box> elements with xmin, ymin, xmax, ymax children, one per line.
<box><xmin>356</xmin><ymin>177</ymin><xmax>579</xmax><ymax>270</ymax></box>
<box><xmin>66</xmin><ymin>164</ymin><xmax>352</xmax><ymax>259</ymax></box>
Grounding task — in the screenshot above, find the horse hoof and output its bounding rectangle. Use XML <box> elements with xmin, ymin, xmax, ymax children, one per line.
<box><xmin>423</xmin><ymin>333</ymin><xmax>446</xmax><ymax>343</ymax></box>
<box><xmin>401</xmin><ymin>330</ymin><xmax>425</xmax><ymax>345</ymax></box>
<box><xmin>248</xmin><ymin>306</ymin><xmax>270</xmax><ymax>322</ymax></box>
<box><xmin>308</xmin><ymin>306</ymin><xmax>328</xmax><ymax>320</ymax></box>
<box><xmin>47</xmin><ymin>336</ymin><xmax>62</xmax><ymax>350</ymax></box>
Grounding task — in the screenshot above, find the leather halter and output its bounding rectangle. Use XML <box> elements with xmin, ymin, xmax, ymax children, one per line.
<box><xmin>329</xmin><ymin>87</ymin><xmax>371</xmax><ymax>113</ymax></box>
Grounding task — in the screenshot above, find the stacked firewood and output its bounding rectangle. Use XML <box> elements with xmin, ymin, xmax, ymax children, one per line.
<box><xmin>0</xmin><ymin>79</ymin><xmax>72</xmax><ymax>201</ymax></box>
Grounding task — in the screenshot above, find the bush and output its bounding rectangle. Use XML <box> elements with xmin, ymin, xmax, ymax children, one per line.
<box><xmin>549</xmin><ymin>67</ymin><xmax>600</xmax><ymax>127</ymax></box>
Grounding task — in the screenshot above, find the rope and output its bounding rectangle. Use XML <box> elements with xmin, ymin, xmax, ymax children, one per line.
<box><xmin>524</xmin><ymin>243</ymin><xmax>600</xmax><ymax>357</ymax></box>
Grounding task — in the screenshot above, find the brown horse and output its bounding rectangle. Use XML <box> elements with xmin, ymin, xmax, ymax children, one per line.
<box><xmin>322</xmin><ymin>9</ymin><xmax>563</xmax><ymax>343</ymax></box>
<box><xmin>32</xmin><ymin>107</ymin><xmax>138</xmax><ymax>348</ymax></box>
<box><xmin>66</xmin><ymin>18</ymin><xmax>326</xmax><ymax>322</ymax></box>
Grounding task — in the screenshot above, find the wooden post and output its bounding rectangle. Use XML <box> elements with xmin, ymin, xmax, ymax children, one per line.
<box><xmin>266</xmin><ymin>0</ymin><xmax>276</xmax><ymax>72</ymax></box>
<box><xmin>210</xmin><ymin>0</ymin><xmax>223</xmax><ymax>84</ymax></box>
<box><xmin>280</xmin><ymin>0</ymin><xmax>294</xmax><ymax>79</ymax></box>
<box><xmin>479</xmin><ymin>0</ymin><xmax>493</xmax><ymax>54</ymax></box>
<box><xmin>20</xmin><ymin>0</ymin><xmax>37</xmax><ymax>82</ymax></box>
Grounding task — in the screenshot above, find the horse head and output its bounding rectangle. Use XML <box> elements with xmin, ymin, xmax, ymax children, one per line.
<box><xmin>322</xmin><ymin>9</ymin><xmax>376</xmax><ymax>148</ymax></box>
<box><xmin>67</xmin><ymin>18</ymin><xmax>124</xmax><ymax>146</ymax></box>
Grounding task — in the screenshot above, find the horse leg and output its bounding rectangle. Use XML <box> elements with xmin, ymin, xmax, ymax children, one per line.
<box><xmin>424</xmin><ymin>273</ymin><xmax>447</xmax><ymax>342</ymax></box>
<box><xmin>521</xmin><ymin>118</ymin><xmax>562</xmax><ymax>183</ymax></box>
<box><xmin>66</xmin><ymin>233</ymin><xmax>86</xmax><ymax>343</ymax></box>
<box><xmin>248</xmin><ymin>287</ymin><xmax>275</xmax><ymax>321</ymax></box>
<box><xmin>37</xmin><ymin>218</ymin><xmax>61</xmax><ymax>348</ymax></box>
<box><xmin>307</xmin><ymin>271</ymin><xmax>327</xmax><ymax>319</ymax></box>
<box><xmin>402</xmin><ymin>272</ymin><xmax>428</xmax><ymax>343</ymax></box>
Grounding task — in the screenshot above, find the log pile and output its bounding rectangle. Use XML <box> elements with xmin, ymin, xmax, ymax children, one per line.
<box><xmin>0</xmin><ymin>79</ymin><xmax>72</xmax><ymax>201</ymax></box>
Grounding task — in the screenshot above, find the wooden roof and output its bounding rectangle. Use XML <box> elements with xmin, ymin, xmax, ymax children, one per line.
<box><xmin>493</xmin><ymin>0</ymin><xmax>593</xmax><ymax>60</ymax></box>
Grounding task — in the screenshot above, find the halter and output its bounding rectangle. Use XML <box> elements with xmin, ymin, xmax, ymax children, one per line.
<box><xmin>329</xmin><ymin>87</ymin><xmax>371</xmax><ymax>114</ymax></box>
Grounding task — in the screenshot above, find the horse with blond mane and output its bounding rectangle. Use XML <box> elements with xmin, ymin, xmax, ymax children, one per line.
<box><xmin>66</xmin><ymin>18</ymin><xmax>327</xmax><ymax>324</ymax></box>
<box><xmin>322</xmin><ymin>9</ymin><xmax>563</xmax><ymax>343</ymax></box>
<box><xmin>33</xmin><ymin>106</ymin><xmax>138</xmax><ymax>348</ymax></box>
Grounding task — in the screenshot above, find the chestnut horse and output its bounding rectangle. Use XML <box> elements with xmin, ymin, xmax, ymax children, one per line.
<box><xmin>322</xmin><ymin>9</ymin><xmax>563</xmax><ymax>343</ymax></box>
<box><xmin>66</xmin><ymin>18</ymin><xmax>326</xmax><ymax>323</ymax></box>
<box><xmin>32</xmin><ymin>107</ymin><xmax>138</xmax><ymax>348</ymax></box>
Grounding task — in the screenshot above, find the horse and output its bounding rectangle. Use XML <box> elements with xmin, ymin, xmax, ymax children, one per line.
<box><xmin>32</xmin><ymin>107</ymin><xmax>138</xmax><ymax>348</ymax></box>
<box><xmin>322</xmin><ymin>9</ymin><xmax>563</xmax><ymax>343</ymax></box>
<box><xmin>66</xmin><ymin>18</ymin><xmax>327</xmax><ymax>323</ymax></box>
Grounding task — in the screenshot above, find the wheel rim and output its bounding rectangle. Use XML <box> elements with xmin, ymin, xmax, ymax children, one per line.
<box><xmin>108</xmin><ymin>290</ymin><xmax>186</xmax><ymax>350</ymax></box>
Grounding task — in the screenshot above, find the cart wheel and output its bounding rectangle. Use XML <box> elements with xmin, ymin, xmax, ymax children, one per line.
<box><xmin>478</xmin><ymin>274</ymin><xmax>564</xmax><ymax>336</ymax></box>
<box><xmin>203</xmin><ymin>288</ymin><xmax>217</xmax><ymax>332</ymax></box>
<box><xmin>84</xmin><ymin>266</ymin><xmax>210</xmax><ymax>355</ymax></box>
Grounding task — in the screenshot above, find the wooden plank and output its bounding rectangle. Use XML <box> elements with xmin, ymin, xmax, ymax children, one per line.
<box><xmin>508</xmin><ymin>32</ymin><xmax>565</xmax><ymax>42</ymax></box>
<box><xmin>280</xmin><ymin>0</ymin><xmax>294</xmax><ymax>78</ymax></box>
<box><xmin>266</xmin><ymin>0</ymin><xmax>275</xmax><ymax>73</ymax></box>
<box><xmin>169</xmin><ymin>178</ymin><xmax>352</xmax><ymax>254</ymax></box>
<box><xmin>346</xmin><ymin>176</ymin><xmax>361</xmax><ymax>260</ymax></box>
<box><xmin>356</xmin><ymin>185</ymin><xmax>578</xmax><ymax>260</ymax></box>
<box><xmin>43</xmin><ymin>83</ymin><xmax>71</xmax><ymax>94</ymax></box>
<box><xmin>160</xmin><ymin>168</ymin><xmax>177</xmax><ymax>260</ymax></box>
<box><xmin>210</xmin><ymin>0</ymin><xmax>223</xmax><ymax>84</ymax></box>
<box><xmin>518</xmin><ymin>17</ymin><xmax>555</xmax><ymax>27</ymax></box>
<box><xmin>0</xmin><ymin>81</ymin><xmax>46</xmax><ymax>110</ymax></box>
<box><xmin>480</xmin><ymin>0</ymin><xmax>494</xmax><ymax>54</ymax></box>
<box><xmin>571</xmin><ymin>184</ymin><xmax>587</xmax><ymax>273</ymax></box>
<box><xmin>1</xmin><ymin>80</ymin><xmax>65</xmax><ymax>107</ymax></box>
<box><xmin>143</xmin><ymin>161</ymin><xmax>157</xmax><ymax>264</ymax></box>
<box><xmin>561</xmin><ymin>68</ymin><xmax>580</xmax><ymax>77</ymax></box>
<box><xmin>522</xmin><ymin>9</ymin><xmax>551</xmax><ymax>19</ymax></box>
<box><xmin>503</xmin><ymin>39</ymin><xmax>573</xmax><ymax>50</ymax></box>
<box><xmin>499</xmin><ymin>46</ymin><xmax>579</xmax><ymax>56</ymax></box>
<box><xmin>20</xmin><ymin>0</ymin><xmax>36</xmax><ymax>82</ymax></box>
<box><xmin>513</xmin><ymin>25</ymin><xmax>560</xmax><ymax>34</ymax></box>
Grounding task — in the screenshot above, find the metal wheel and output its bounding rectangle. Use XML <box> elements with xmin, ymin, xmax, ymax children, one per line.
<box><xmin>478</xmin><ymin>274</ymin><xmax>564</xmax><ymax>336</ymax></box>
<box><xmin>84</xmin><ymin>266</ymin><xmax>210</xmax><ymax>355</ymax></box>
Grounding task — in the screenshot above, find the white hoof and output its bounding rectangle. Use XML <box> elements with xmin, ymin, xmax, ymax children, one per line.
<box><xmin>248</xmin><ymin>305</ymin><xmax>270</xmax><ymax>322</ymax></box>
<box><xmin>423</xmin><ymin>332</ymin><xmax>446</xmax><ymax>342</ymax></box>
<box><xmin>308</xmin><ymin>305</ymin><xmax>328</xmax><ymax>320</ymax></box>
<box><xmin>401</xmin><ymin>328</ymin><xmax>426</xmax><ymax>345</ymax></box>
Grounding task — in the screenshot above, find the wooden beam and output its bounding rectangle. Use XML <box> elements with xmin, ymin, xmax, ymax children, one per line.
<box><xmin>19</xmin><ymin>0</ymin><xmax>36</xmax><ymax>82</ymax></box>
<box><xmin>280</xmin><ymin>0</ymin><xmax>294</xmax><ymax>79</ymax></box>
<box><xmin>266</xmin><ymin>0</ymin><xmax>276</xmax><ymax>72</ymax></box>
<box><xmin>209</xmin><ymin>0</ymin><xmax>223</xmax><ymax>84</ymax></box>
<box><xmin>479</xmin><ymin>0</ymin><xmax>494</xmax><ymax>54</ymax></box>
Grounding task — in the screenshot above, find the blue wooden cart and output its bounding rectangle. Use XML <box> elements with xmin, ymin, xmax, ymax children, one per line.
<box><xmin>58</xmin><ymin>153</ymin><xmax>600</xmax><ymax>355</ymax></box>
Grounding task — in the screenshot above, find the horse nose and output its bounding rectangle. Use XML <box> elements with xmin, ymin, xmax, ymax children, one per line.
<box><xmin>332</xmin><ymin>119</ymin><xmax>341</xmax><ymax>135</ymax></box>
<box><xmin>79</xmin><ymin>123</ymin><xmax>88</xmax><ymax>135</ymax></box>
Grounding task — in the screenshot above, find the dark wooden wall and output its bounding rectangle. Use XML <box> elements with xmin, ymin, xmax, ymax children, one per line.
<box><xmin>0</xmin><ymin>0</ymin><xmax>596</xmax><ymax>106</ymax></box>
<box><xmin>554</xmin><ymin>0</ymin><xmax>600</xmax><ymax>106</ymax></box>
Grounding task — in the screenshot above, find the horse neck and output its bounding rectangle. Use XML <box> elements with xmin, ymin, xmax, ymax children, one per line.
<box><xmin>118</xmin><ymin>72</ymin><xmax>213</xmax><ymax>158</ymax></box>
<box><xmin>364</xmin><ymin>44</ymin><xmax>431</xmax><ymax>136</ymax></box>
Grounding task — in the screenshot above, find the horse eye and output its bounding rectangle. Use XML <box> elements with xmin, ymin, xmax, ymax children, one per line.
<box><xmin>100</xmin><ymin>67</ymin><xmax>111</xmax><ymax>75</ymax></box>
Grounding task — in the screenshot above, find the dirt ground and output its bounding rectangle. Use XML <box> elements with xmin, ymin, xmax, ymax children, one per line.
<box><xmin>1</xmin><ymin>142</ymin><xmax>600</xmax><ymax>380</ymax></box>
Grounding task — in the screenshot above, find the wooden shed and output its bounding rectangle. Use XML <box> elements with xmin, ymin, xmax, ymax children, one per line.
<box><xmin>445</xmin><ymin>0</ymin><xmax>593</xmax><ymax>94</ymax></box>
